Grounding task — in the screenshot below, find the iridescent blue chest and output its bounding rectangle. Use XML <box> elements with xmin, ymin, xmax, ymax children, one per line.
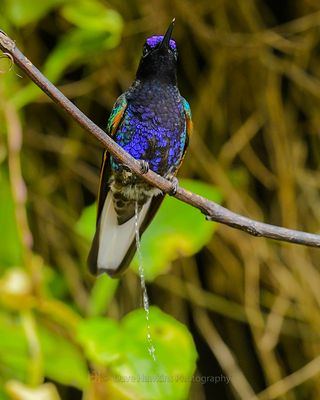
<box><xmin>111</xmin><ymin>80</ymin><xmax>186</xmax><ymax>176</ymax></box>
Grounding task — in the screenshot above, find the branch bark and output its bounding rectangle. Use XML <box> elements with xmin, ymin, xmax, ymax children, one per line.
<box><xmin>1</xmin><ymin>30</ymin><xmax>320</xmax><ymax>248</ymax></box>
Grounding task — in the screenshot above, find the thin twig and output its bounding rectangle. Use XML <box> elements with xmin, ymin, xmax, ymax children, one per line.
<box><xmin>1</xmin><ymin>30</ymin><xmax>320</xmax><ymax>248</ymax></box>
<box><xmin>255</xmin><ymin>354</ymin><xmax>320</xmax><ymax>400</ymax></box>
<box><xmin>5</xmin><ymin>102</ymin><xmax>34</xmax><ymax>253</ymax></box>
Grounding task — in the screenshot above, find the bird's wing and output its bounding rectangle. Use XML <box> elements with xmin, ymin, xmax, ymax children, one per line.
<box><xmin>88</xmin><ymin>94</ymin><xmax>127</xmax><ymax>274</ymax></box>
<box><xmin>107</xmin><ymin>93</ymin><xmax>128</xmax><ymax>136</ymax></box>
<box><xmin>96</xmin><ymin>94</ymin><xmax>127</xmax><ymax>220</ymax></box>
<box><xmin>183</xmin><ymin>97</ymin><xmax>193</xmax><ymax>142</ymax></box>
<box><xmin>175</xmin><ymin>96</ymin><xmax>193</xmax><ymax>171</ymax></box>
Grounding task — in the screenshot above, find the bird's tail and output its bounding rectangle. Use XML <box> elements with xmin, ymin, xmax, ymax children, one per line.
<box><xmin>87</xmin><ymin>192</ymin><xmax>152</xmax><ymax>277</ymax></box>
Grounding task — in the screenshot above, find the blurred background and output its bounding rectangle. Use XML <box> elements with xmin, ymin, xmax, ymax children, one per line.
<box><xmin>1</xmin><ymin>0</ymin><xmax>320</xmax><ymax>399</ymax></box>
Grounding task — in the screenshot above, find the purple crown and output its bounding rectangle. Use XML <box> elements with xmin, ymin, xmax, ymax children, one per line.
<box><xmin>146</xmin><ymin>35</ymin><xmax>176</xmax><ymax>50</ymax></box>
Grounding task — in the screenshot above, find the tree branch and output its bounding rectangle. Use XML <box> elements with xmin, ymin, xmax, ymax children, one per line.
<box><xmin>1</xmin><ymin>30</ymin><xmax>320</xmax><ymax>248</ymax></box>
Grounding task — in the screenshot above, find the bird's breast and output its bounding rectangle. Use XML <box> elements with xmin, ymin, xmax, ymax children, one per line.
<box><xmin>112</xmin><ymin>82</ymin><xmax>186</xmax><ymax>175</ymax></box>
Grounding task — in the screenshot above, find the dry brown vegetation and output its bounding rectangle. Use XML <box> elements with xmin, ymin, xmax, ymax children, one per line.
<box><xmin>2</xmin><ymin>1</ymin><xmax>320</xmax><ymax>399</ymax></box>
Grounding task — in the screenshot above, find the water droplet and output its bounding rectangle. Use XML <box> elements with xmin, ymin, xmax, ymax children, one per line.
<box><xmin>135</xmin><ymin>201</ymin><xmax>156</xmax><ymax>362</ymax></box>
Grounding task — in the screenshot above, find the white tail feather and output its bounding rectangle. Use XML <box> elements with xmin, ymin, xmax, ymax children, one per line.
<box><xmin>97</xmin><ymin>192</ymin><xmax>151</xmax><ymax>273</ymax></box>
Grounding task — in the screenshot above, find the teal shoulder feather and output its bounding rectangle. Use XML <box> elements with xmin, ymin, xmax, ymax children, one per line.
<box><xmin>181</xmin><ymin>96</ymin><xmax>193</xmax><ymax>141</ymax></box>
<box><xmin>181</xmin><ymin>96</ymin><xmax>192</xmax><ymax>147</ymax></box>
<box><xmin>170</xmin><ymin>96</ymin><xmax>192</xmax><ymax>172</ymax></box>
<box><xmin>107</xmin><ymin>94</ymin><xmax>127</xmax><ymax>136</ymax></box>
<box><xmin>181</xmin><ymin>97</ymin><xmax>192</xmax><ymax>119</ymax></box>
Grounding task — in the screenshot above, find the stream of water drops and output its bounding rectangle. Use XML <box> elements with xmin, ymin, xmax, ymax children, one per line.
<box><xmin>134</xmin><ymin>201</ymin><xmax>156</xmax><ymax>362</ymax></box>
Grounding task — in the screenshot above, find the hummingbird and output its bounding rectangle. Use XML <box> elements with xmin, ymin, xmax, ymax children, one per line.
<box><xmin>88</xmin><ymin>19</ymin><xmax>192</xmax><ymax>277</ymax></box>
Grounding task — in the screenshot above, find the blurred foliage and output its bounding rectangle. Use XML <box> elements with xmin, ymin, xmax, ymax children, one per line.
<box><xmin>77</xmin><ymin>307</ymin><xmax>196</xmax><ymax>399</ymax></box>
<box><xmin>0</xmin><ymin>171</ymin><xmax>23</xmax><ymax>267</ymax></box>
<box><xmin>1</xmin><ymin>0</ymin><xmax>320</xmax><ymax>399</ymax></box>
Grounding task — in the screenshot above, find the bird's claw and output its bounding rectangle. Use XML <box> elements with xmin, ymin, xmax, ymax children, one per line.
<box><xmin>138</xmin><ymin>160</ymin><xmax>149</xmax><ymax>174</ymax></box>
<box><xmin>167</xmin><ymin>174</ymin><xmax>179</xmax><ymax>195</ymax></box>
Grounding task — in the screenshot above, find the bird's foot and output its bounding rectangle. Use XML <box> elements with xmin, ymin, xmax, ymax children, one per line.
<box><xmin>138</xmin><ymin>160</ymin><xmax>149</xmax><ymax>174</ymax></box>
<box><xmin>166</xmin><ymin>174</ymin><xmax>179</xmax><ymax>195</ymax></box>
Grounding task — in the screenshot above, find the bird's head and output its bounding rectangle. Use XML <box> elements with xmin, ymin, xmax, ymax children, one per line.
<box><xmin>136</xmin><ymin>19</ymin><xmax>178</xmax><ymax>84</ymax></box>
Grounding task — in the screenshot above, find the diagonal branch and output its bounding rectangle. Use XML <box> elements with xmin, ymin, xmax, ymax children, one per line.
<box><xmin>1</xmin><ymin>30</ymin><xmax>320</xmax><ymax>248</ymax></box>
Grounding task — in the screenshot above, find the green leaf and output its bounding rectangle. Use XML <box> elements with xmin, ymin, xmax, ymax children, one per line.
<box><xmin>12</xmin><ymin>25</ymin><xmax>122</xmax><ymax>109</ymax></box>
<box><xmin>77</xmin><ymin>306</ymin><xmax>197</xmax><ymax>400</ymax></box>
<box><xmin>61</xmin><ymin>0</ymin><xmax>123</xmax><ymax>33</ymax></box>
<box><xmin>11</xmin><ymin>2</ymin><xmax>123</xmax><ymax>109</ymax></box>
<box><xmin>77</xmin><ymin>318</ymin><xmax>121</xmax><ymax>364</ymax></box>
<box><xmin>39</xmin><ymin>324</ymin><xmax>88</xmax><ymax>388</ymax></box>
<box><xmin>134</xmin><ymin>179</ymin><xmax>222</xmax><ymax>280</ymax></box>
<box><xmin>75</xmin><ymin>202</ymin><xmax>96</xmax><ymax>241</ymax></box>
<box><xmin>42</xmin><ymin>265</ymin><xmax>69</xmax><ymax>300</ymax></box>
<box><xmin>0</xmin><ymin>312</ymin><xmax>88</xmax><ymax>389</ymax></box>
<box><xmin>0</xmin><ymin>170</ymin><xmax>23</xmax><ymax>267</ymax></box>
<box><xmin>88</xmin><ymin>274</ymin><xmax>119</xmax><ymax>316</ymax></box>
<box><xmin>118</xmin><ymin>307</ymin><xmax>197</xmax><ymax>400</ymax></box>
<box><xmin>5</xmin><ymin>0</ymin><xmax>66</xmax><ymax>27</ymax></box>
<box><xmin>0</xmin><ymin>11</ymin><xmax>11</xmax><ymax>41</ymax></box>
<box><xmin>43</xmin><ymin>28</ymin><xmax>121</xmax><ymax>83</ymax></box>
<box><xmin>0</xmin><ymin>313</ymin><xmax>29</xmax><ymax>384</ymax></box>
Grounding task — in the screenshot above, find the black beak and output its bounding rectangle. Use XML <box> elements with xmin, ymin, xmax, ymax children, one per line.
<box><xmin>160</xmin><ymin>18</ymin><xmax>175</xmax><ymax>50</ymax></box>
